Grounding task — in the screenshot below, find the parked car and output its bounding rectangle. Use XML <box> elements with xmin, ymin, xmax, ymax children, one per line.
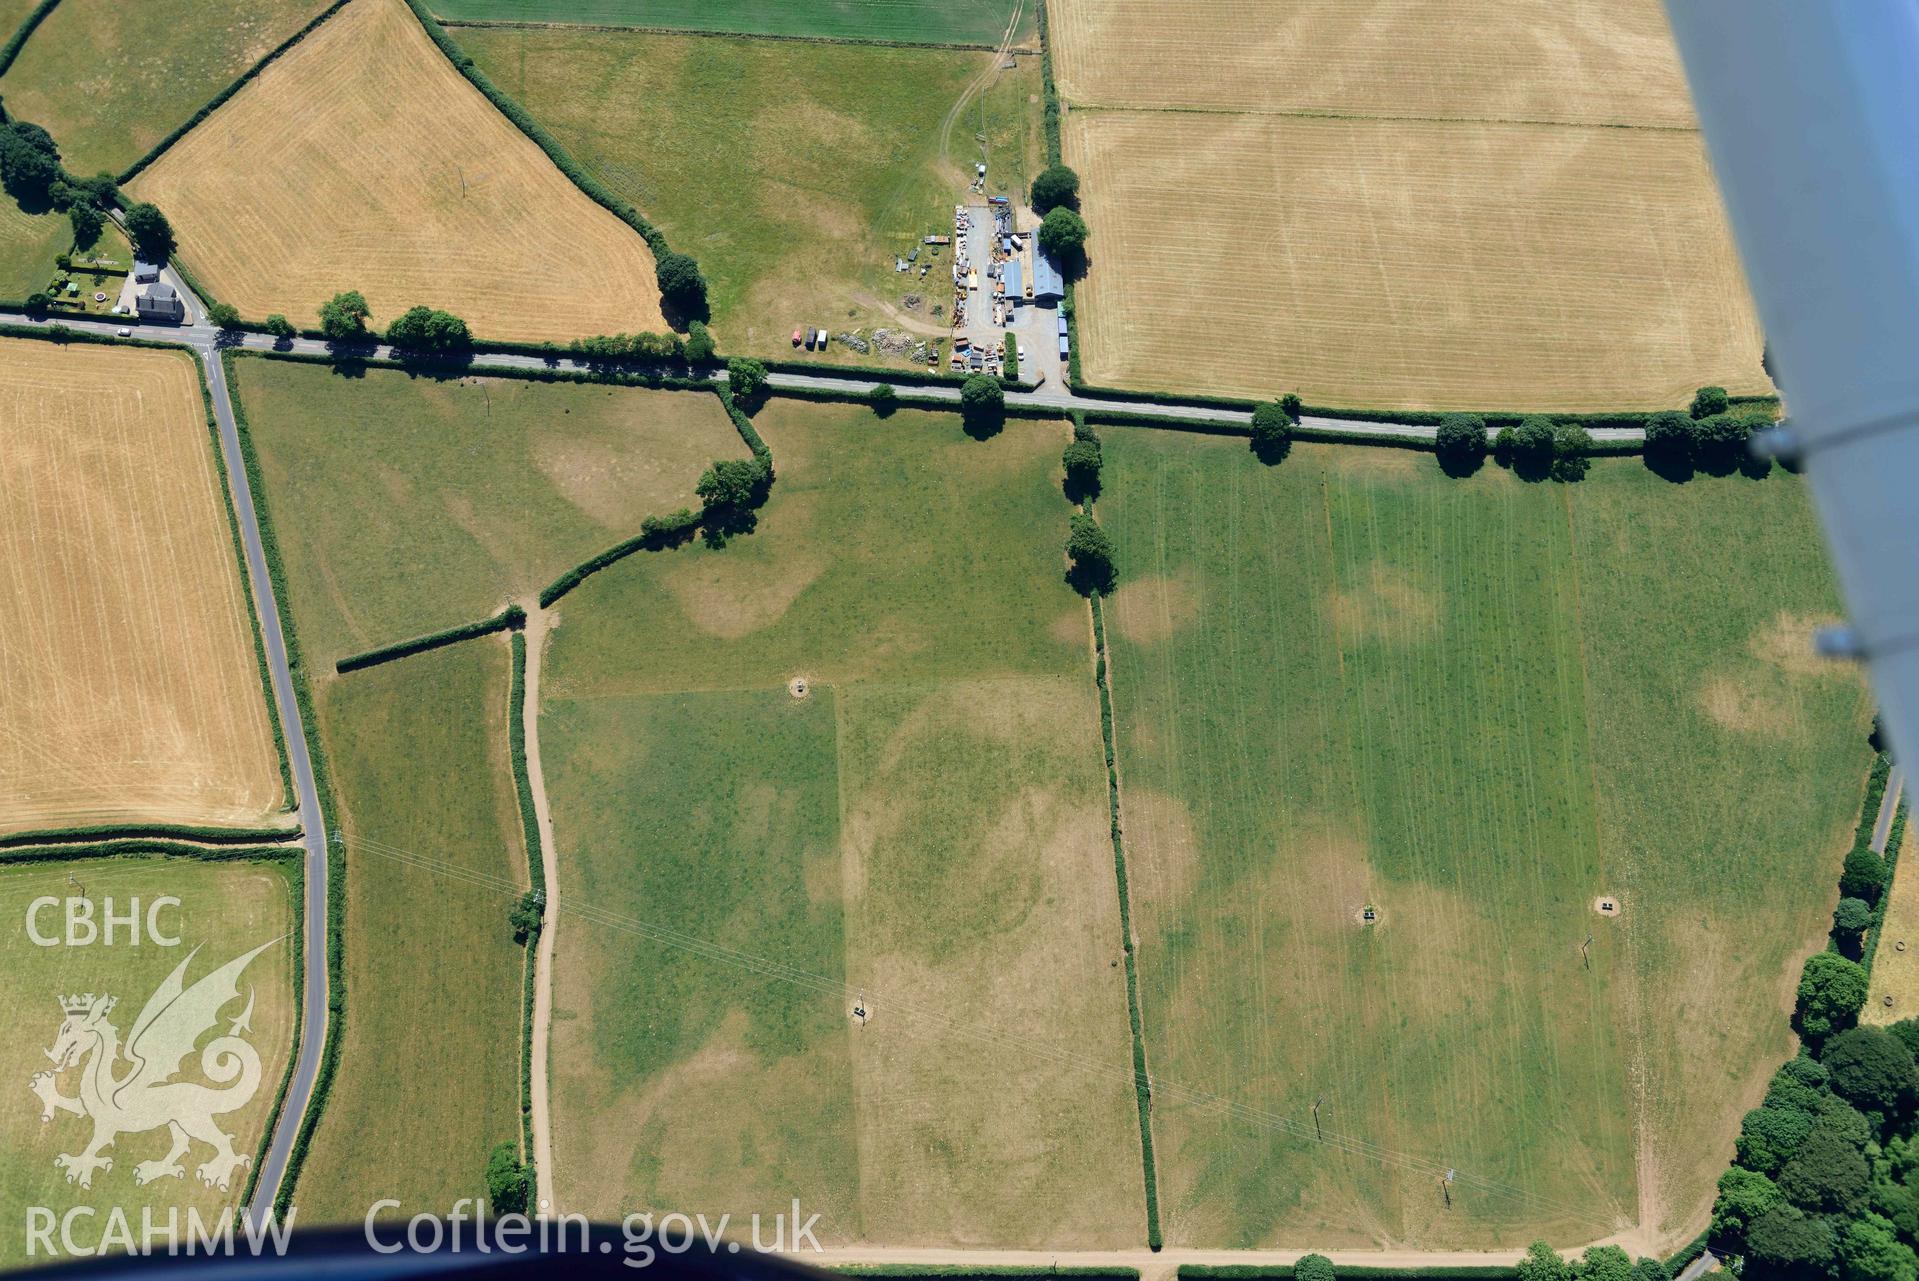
<box><xmin>116</xmin><ymin>327</ymin><xmax>131</xmax><ymax>337</ymax></box>
<box><xmin>792</xmin><ymin>328</ymin><xmax>803</xmax><ymax>346</ymax></box>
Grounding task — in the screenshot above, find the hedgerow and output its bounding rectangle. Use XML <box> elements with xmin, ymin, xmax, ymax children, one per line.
<box><xmin>114</xmin><ymin>0</ymin><xmax>355</xmax><ymax>184</ymax></box>
<box><xmin>0</xmin><ymin>821</ymin><xmax>299</xmax><ymax>849</ymax></box>
<box><xmin>0</xmin><ymin>839</ymin><xmax>296</xmax><ymax>865</ymax></box>
<box><xmin>508</xmin><ymin>629</ymin><xmax>544</xmax><ymax>1158</ymax></box>
<box><xmin>333</xmin><ymin>604</ymin><xmax>525</xmax><ymax>674</ymax></box>
<box><xmin>1087</xmin><ymin>586</ymin><xmax>1163</xmax><ymax>1250</ymax></box>
<box><xmin>0</xmin><ymin>0</ymin><xmax>60</xmax><ymax>82</ymax></box>
<box><xmin>396</xmin><ymin>0</ymin><xmax>672</xmax><ymax>263</ymax></box>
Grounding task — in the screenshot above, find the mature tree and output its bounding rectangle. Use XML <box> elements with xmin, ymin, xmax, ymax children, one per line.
<box><xmin>727</xmin><ymin>356</ymin><xmax>768</xmax><ymax>401</ymax></box>
<box><xmin>318</xmin><ymin>290</ymin><xmax>371</xmax><ymax>340</ymax></box>
<box><xmin>960</xmin><ymin>372</ymin><xmax>1005</xmax><ymax>434</ymax></box>
<box><xmin>1873</xmin><ymin>1134</ymin><xmax>1919</xmax><ymax>1240</ymax></box>
<box><xmin>1779</xmin><ymin>1121</ymin><xmax>1871</xmax><ymax>1214</ymax></box>
<box><xmin>123</xmin><ymin>202</ymin><xmax>174</xmax><ymax>260</ymax></box>
<box><xmin>1836</xmin><ymin>897</ymin><xmax>1876</xmax><ymax>954</ymax></box>
<box><xmin>697</xmin><ymin>457</ymin><xmax>770</xmax><ymax>513</ymax></box>
<box><xmin>1714</xmin><ymin>1166</ymin><xmax>1787</xmax><ymax>1239</ymax></box>
<box><xmin>1063</xmin><ymin>437</ymin><xmax>1103</xmax><ymax>497</ymax></box>
<box><xmin>1691</xmin><ymin>384</ymin><xmax>1731</xmax><ymax>419</ymax></box>
<box><xmin>263</xmin><ymin>313</ymin><xmax>295</xmax><ymax>340</ymax></box>
<box><xmin>1629</xmin><ymin>1260</ymin><xmax>1670</xmax><ymax>1281</ymax></box>
<box><xmin>1038</xmin><ymin>206</ymin><xmax>1090</xmax><ymax>264</ymax></box>
<box><xmin>67</xmin><ymin>202</ymin><xmax>102</xmax><ymax>250</ymax></box>
<box><xmin>1738</xmin><ymin>1104</ymin><xmax>1818</xmax><ymax>1174</ymax></box>
<box><xmin>1746</xmin><ymin>1206</ymin><xmax>1837</xmax><ymax>1277</ymax></box>
<box><xmin>1644</xmin><ymin>410</ymin><xmax>1695</xmax><ymax>462</ymax></box>
<box><xmin>484</xmin><ymin>1142</ymin><xmax>531</xmax><ymax>1216</ymax></box>
<box><xmin>1434</xmin><ymin>413</ymin><xmax>1487</xmax><ymax>470</ymax></box>
<box><xmin>77</xmin><ymin>172</ymin><xmax>119</xmax><ymax>209</ymax></box>
<box><xmin>1512</xmin><ymin>415</ymin><xmax>1556</xmax><ymax>465</ymax></box>
<box><xmin>1294</xmin><ymin>1256</ymin><xmax>1335</xmax><ymax>1281</ymax></box>
<box><xmin>206</xmin><ymin>302</ymin><xmax>241</xmax><ymax>331</ymax></box>
<box><xmin>869</xmin><ymin>382</ymin><xmax>898</xmax><ymax>416</ymax></box>
<box><xmin>386</xmin><ymin>305</ymin><xmax>471</xmax><ymax>353</ymax></box>
<box><xmin>1574</xmin><ymin>1245</ymin><xmax>1633</xmax><ymax>1281</ymax></box>
<box><xmin>1799</xmin><ymin>951</ymin><xmax>1871</xmax><ymax>1040</ymax></box>
<box><xmin>0</xmin><ymin>121</ymin><xmax>60</xmax><ymax>202</ymax></box>
<box><xmin>1841</xmin><ymin>1213</ymin><xmax>1919</xmax><ymax>1281</ymax></box>
<box><xmin>1844</xmin><ymin>846</ymin><xmax>1892</xmax><ymax>903</ymax></box>
<box><xmin>1694</xmin><ymin>412</ymin><xmax>1753</xmax><ymax>459</ymax></box>
<box><xmin>1280</xmin><ymin>391</ymin><xmax>1303</xmax><ymax>421</ymax></box>
<box><xmin>1030</xmin><ymin>163</ymin><xmax>1081</xmax><ymax>214</ymax></box>
<box><xmin>1826</xmin><ymin>1026</ymin><xmax>1919</xmax><ymax>1121</ymax></box>
<box><xmin>683</xmin><ymin>319</ymin><xmax>715</xmax><ymax>363</ymax></box>
<box><xmin>1518</xmin><ymin>1241</ymin><xmax>1573</xmax><ymax>1281</ymax></box>
<box><xmin>508</xmin><ymin>890</ymin><xmax>542</xmax><ymax>942</ymax></box>
<box><xmin>1891</xmin><ymin>1020</ymin><xmax>1919</xmax><ymax>1063</ymax></box>
<box><xmin>1065</xmin><ymin>512</ymin><xmax>1117</xmax><ymax>594</ymax></box>
<box><xmin>1552</xmin><ymin>422</ymin><xmax>1594</xmax><ymax>481</ymax></box>
<box><xmin>1251</xmin><ymin>399</ymin><xmax>1292</xmax><ymax>462</ymax></box>
<box><xmin>23</xmin><ymin>290</ymin><xmax>50</xmax><ymax>315</ymax></box>
<box><xmin>655</xmin><ymin>251</ymin><xmax>708</xmax><ymax>315</ymax></box>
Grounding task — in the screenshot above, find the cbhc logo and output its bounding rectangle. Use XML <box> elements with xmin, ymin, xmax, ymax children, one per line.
<box><xmin>25</xmin><ymin>897</ymin><xmax>182</xmax><ymax>947</ymax></box>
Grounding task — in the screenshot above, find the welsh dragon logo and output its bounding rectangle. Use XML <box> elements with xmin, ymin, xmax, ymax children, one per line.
<box><xmin>30</xmin><ymin>940</ymin><xmax>274</xmax><ymax>1192</ymax></box>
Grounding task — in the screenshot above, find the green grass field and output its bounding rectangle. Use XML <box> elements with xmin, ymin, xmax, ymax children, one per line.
<box><xmin>540</xmin><ymin>400</ymin><xmax>1147</xmax><ymax>1243</ymax></box>
<box><xmin>460</xmin><ymin>27</ymin><xmax>1044</xmax><ymax>360</ymax></box>
<box><xmin>0</xmin><ymin>856</ymin><xmax>296</xmax><ymax>1245</ymax></box>
<box><xmin>0</xmin><ymin>0</ymin><xmax>331</xmax><ymax>177</ymax></box>
<box><xmin>1096</xmin><ymin>432</ymin><xmax>1871</xmax><ymax>1249</ymax></box>
<box><xmin>294</xmin><ymin>637</ymin><xmax>530</xmax><ymax>1223</ymax></box>
<box><xmin>434</xmin><ymin>0</ymin><xmax>1035</xmax><ymax>47</ymax></box>
<box><xmin>231</xmin><ymin>356</ymin><xmax>745</xmax><ymax>668</ymax></box>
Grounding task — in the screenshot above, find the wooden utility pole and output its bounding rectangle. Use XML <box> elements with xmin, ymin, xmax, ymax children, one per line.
<box><xmin>1313</xmin><ymin>1096</ymin><xmax>1324</xmax><ymax>1142</ymax></box>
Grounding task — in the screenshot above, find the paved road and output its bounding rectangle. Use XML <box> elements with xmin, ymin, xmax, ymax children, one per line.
<box><xmin>0</xmin><ymin>308</ymin><xmax>1649</xmax><ymax>444</ymax></box>
<box><xmin>9</xmin><ymin>296</ymin><xmax>337</xmax><ymax>1220</ymax></box>
<box><xmin>1875</xmin><ymin>765</ymin><xmax>1906</xmax><ymax>853</ymax></box>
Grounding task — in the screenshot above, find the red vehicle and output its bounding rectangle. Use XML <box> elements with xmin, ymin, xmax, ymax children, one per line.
<box><xmin>792</xmin><ymin>328</ymin><xmax>804</xmax><ymax>347</ymax></box>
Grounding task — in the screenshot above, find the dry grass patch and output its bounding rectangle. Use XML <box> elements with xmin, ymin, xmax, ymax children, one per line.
<box><xmin>0</xmin><ymin>339</ymin><xmax>282</xmax><ymax>835</ymax></box>
<box><xmin>837</xmin><ymin>677</ymin><xmax>1145</xmax><ymax>1245</ymax></box>
<box><xmin>1868</xmin><ymin>823</ymin><xmax>1919</xmax><ymax>1026</ymax></box>
<box><xmin>131</xmin><ymin>0</ymin><xmax>662</xmax><ymax>342</ymax></box>
<box><xmin>1049</xmin><ymin>0</ymin><xmax>1691</xmax><ymax>124</ymax></box>
<box><xmin>1067</xmin><ymin>109</ymin><xmax>1769</xmax><ymax>411</ymax></box>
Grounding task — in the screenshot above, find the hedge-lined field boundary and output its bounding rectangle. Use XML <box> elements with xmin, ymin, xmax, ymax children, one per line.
<box><xmin>437</xmin><ymin>16</ymin><xmax>1004</xmax><ymax>54</ymax></box>
<box><xmin>1087</xmin><ymin>585</ymin><xmax>1164</xmax><ymax>1249</ymax></box>
<box><xmin>0</xmin><ymin>820</ymin><xmax>300</xmax><ymax>849</ymax></box>
<box><xmin>537</xmin><ymin>384</ymin><xmax>772</xmax><ymax>607</ymax></box>
<box><xmin>398</xmin><ymin>0</ymin><xmax>671</xmax><ymax>258</ymax></box>
<box><xmin>334</xmin><ymin>604</ymin><xmax>525</xmax><ymax>674</ymax></box>
<box><xmin>0</xmin><ymin>838</ymin><xmax>297</xmax><ymax>864</ymax></box>
<box><xmin>224</xmin><ymin>349</ymin><xmax>349</xmax><ymax>1218</ymax></box>
<box><xmin>115</xmin><ymin>0</ymin><xmax>355</xmax><ymax>185</ymax></box>
<box><xmin>0</xmin><ymin>0</ymin><xmax>59</xmax><ymax>82</ymax></box>
<box><xmin>237</xmin><ymin>851</ymin><xmax>305</xmax><ymax>1207</ymax></box>
<box><xmin>507</xmin><ymin>629</ymin><xmax>544</xmax><ymax>1158</ymax></box>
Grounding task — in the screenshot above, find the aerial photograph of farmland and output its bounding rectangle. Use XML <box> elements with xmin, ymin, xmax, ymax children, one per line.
<box><xmin>0</xmin><ymin>0</ymin><xmax>1912</xmax><ymax>1279</ymax></box>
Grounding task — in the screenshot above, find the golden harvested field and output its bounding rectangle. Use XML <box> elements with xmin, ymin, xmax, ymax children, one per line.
<box><xmin>1868</xmin><ymin>822</ymin><xmax>1917</xmax><ymax>1026</ymax></box>
<box><xmin>131</xmin><ymin>0</ymin><xmax>663</xmax><ymax>343</ymax></box>
<box><xmin>0</xmin><ymin>339</ymin><xmax>283</xmax><ymax>836</ymax></box>
<box><xmin>1049</xmin><ymin>0</ymin><xmax>1693</xmax><ymax>124</ymax></box>
<box><xmin>1065</xmin><ymin>110</ymin><xmax>1770</xmax><ymax>411</ymax></box>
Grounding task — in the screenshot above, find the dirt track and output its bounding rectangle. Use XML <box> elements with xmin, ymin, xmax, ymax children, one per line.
<box><xmin>521</xmin><ymin>602</ymin><xmax>562</xmax><ymax>1212</ymax></box>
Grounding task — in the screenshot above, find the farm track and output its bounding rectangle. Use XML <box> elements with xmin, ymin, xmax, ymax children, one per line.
<box><xmin>520</xmin><ymin>603</ymin><xmax>561</xmax><ymax>1213</ymax></box>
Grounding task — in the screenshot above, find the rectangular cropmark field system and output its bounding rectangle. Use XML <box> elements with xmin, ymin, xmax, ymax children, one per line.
<box><xmin>535</xmin><ymin>401</ymin><xmax>1148</xmax><ymax>1244</ymax></box>
<box><xmin>0</xmin><ymin>339</ymin><xmax>284</xmax><ymax>836</ymax></box>
<box><xmin>1050</xmin><ymin>0</ymin><xmax>1773</xmax><ymax>412</ymax></box>
<box><xmin>430</xmin><ymin>0</ymin><xmax>1037</xmax><ymax>47</ymax></box>
<box><xmin>130</xmin><ymin>0</ymin><xmax>664</xmax><ymax>343</ymax></box>
<box><xmin>1095</xmin><ymin>430</ymin><xmax>1870</xmax><ymax>1250</ymax></box>
<box><xmin>0</xmin><ymin>856</ymin><xmax>296</xmax><ymax>1239</ymax></box>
